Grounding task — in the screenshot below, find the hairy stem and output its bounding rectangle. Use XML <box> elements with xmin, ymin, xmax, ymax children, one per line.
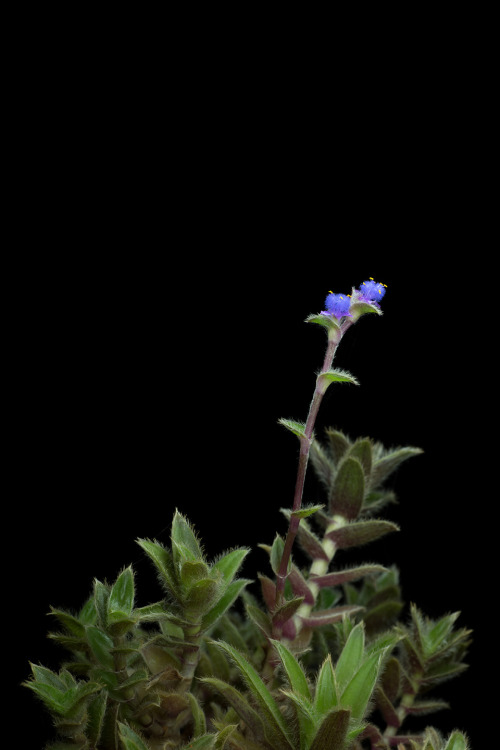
<box><xmin>275</xmin><ymin>320</ymin><xmax>352</xmax><ymax>606</ymax></box>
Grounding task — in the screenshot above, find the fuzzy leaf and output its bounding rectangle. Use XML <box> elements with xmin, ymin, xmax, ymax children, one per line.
<box><xmin>184</xmin><ymin>736</ymin><xmax>216</xmax><ymax>749</ymax></box>
<box><xmin>136</xmin><ymin>538</ymin><xmax>179</xmax><ymax>597</ymax></box>
<box><xmin>271</xmin><ymin>639</ymin><xmax>311</xmax><ymax>701</ymax></box>
<box><xmin>93</xmin><ymin>579</ymin><xmax>110</xmax><ymax>629</ymax></box>
<box><xmin>326</xmin><ymin>428</ymin><xmax>351</xmax><ymax>464</ymax></box>
<box><xmin>187</xmin><ymin>692</ymin><xmax>207</xmax><ymax>737</ymax></box>
<box><xmin>291</xmin><ymin>504</ymin><xmax>325</xmax><ymax>519</ymax></box>
<box><xmin>278</xmin><ymin>418</ymin><xmax>308</xmax><ymax>440</ymax></box>
<box><xmin>212</xmin><ymin>548</ymin><xmax>250</xmax><ymax>584</ymax></box>
<box><xmin>258</xmin><ymin>574</ymin><xmax>276</xmax><ymax>612</ymax></box>
<box><xmin>281</xmin><ymin>514</ymin><xmax>329</xmax><ymax>561</ymax></box>
<box><xmin>200</xmin><ymin>677</ymin><xmax>273</xmax><ymax>747</ymax></box>
<box><xmin>118</xmin><ymin>722</ymin><xmax>151</xmax><ymax>750</ymax></box>
<box><xmin>208</xmin><ymin>641</ymin><xmax>294</xmax><ymax>749</ymax></box>
<box><xmin>341</xmin><ymin>651</ymin><xmax>384</xmax><ymax>719</ymax></box>
<box><xmin>370</xmin><ymin>447</ymin><xmax>423</xmax><ymax>488</ymax></box>
<box><xmin>330</xmin><ymin>456</ymin><xmax>365</xmax><ymax>519</ymax></box>
<box><xmin>299</xmin><ymin>604</ymin><xmax>364</xmax><ymax>628</ymax></box>
<box><xmin>335</xmin><ymin>621</ymin><xmax>365</xmax><ymax>692</ymax></box>
<box><xmin>272</xmin><ymin>596</ymin><xmax>304</xmax><ymax>630</ymax></box>
<box><xmin>280</xmin><ymin>689</ymin><xmax>317</xmax><ymax>749</ymax></box>
<box><xmin>314</xmin><ymin>654</ymin><xmax>338</xmax><ymax>715</ymax></box>
<box><xmin>305</xmin><ymin>313</ymin><xmax>341</xmax><ymax>332</ymax></box>
<box><xmin>326</xmin><ymin>519</ymin><xmax>399</xmax><ymax>549</ymax></box>
<box><xmin>375</xmin><ymin>685</ymin><xmax>400</xmax><ymax>728</ymax></box>
<box><xmin>48</xmin><ymin>609</ymin><xmax>86</xmax><ymax>638</ymax></box>
<box><xmin>270</xmin><ymin>533</ymin><xmax>288</xmax><ymax>576</ymax></box>
<box><xmin>184</xmin><ymin>578</ymin><xmax>220</xmax><ymax>617</ymax></box>
<box><xmin>201</xmin><ymin>579</ymin><xmax>252</xmax><ymax>632</ymax></box>
<box><xmin>86</xmin><ymin>690</ymin><xmax>107</xmax><ymax>745</ymax></box>
<box><xmin>348</xmin><ymin>438</ymin><xmax>373</xmax><ymax>476</ymax></box>
<box><xmin>309</xmin><ymin>708</ymin><xmax>351</xmax><ymax>750</ymax></box>
<box><xmin>310</xmin><ymin>564</ymin><xmax>387</xmax><ymax>588</ymax></box>
<box><xmin>444</xmin><ymin>731</ymin><xmax>469</xmax><ymax>750</ymax></box>
<box><xmin>108</xmin><ymin>566</ymin><xmax>135</xmax><ymax>616</ymax></box>
<box><xmin>309</xmin><ymin>440</ymin><xmax>335</xmax><ymax>489</ymax></box>
<box><xmin>245</xmin><ymin>603</ymin><xmax>273</xmax><ymax>637</ymax></box>
<box><xmin>317</xmin><ymin>369</ymin><xmax>359</xmax><ymax>392</ymax></box>
<box><xmin>86</xmin><ymin>626</ymin><xmax>115</xmax><ymax>670</ymax></box>
<box><xmin>171</xmin><ymin>510</ymin><xmax>204</xmax><ymax>563</ymax></box>
<box><xmin>288</xmin><ymin>565</ymin><xmax>315</xmax><ymax>604</ymax></box>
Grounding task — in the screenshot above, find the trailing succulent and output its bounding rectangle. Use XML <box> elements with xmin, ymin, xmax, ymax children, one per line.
<box><xmin>25</xmin><ymin>281</ymin><xmax>471</xmax><ymax>749</ymax></box>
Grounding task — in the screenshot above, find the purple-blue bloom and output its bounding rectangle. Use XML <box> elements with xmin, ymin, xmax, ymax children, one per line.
<box><xmin>358</xmin><ymin>279</ymin><xmax>387</xmax><ymax>302</ymax></box>
<box><xmin>323</xmin><ymin>292</ymin><xmax>351</xmax><ymax>319</ymax></box>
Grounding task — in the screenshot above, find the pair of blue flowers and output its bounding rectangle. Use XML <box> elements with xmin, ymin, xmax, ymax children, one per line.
<box><xmin>323</xmin><ymin>279</ymin><xmax>387</xmax><ymax>319</ymax></box>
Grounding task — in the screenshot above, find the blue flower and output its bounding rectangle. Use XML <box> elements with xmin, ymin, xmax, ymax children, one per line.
<box><xmin>323</xmin><ymin>291</ymin><xmax>351</xmax><ymax>319</ymax></box>
<box><xmin>358</xmin><ymin>278</ymin><xmax>387</xmax><ymax>302</ymax></box>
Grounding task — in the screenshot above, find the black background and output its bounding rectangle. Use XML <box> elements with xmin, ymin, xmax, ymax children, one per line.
<box><xmin>10</xmin><ymin>26</ymin><xmax>492</xmax><ymax>748</ymax></box>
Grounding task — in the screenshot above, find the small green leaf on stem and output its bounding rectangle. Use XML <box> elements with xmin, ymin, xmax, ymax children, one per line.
<box><xmin>317</xmin><ymin>369</ymin><xmax>359</xmax><ymax>393</ymax></box>
<box><xmin>278</xmin><ymin>418</ymin><xmax>308</xmax><ymax>440</ymax></box>
<box><xmin>291</xmin><ymin>504</ymin><xmax>325</xmax><ymax>519</ymax></box>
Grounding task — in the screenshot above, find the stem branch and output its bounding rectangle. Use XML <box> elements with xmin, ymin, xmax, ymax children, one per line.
<box><xmin>275</xmin><ymin>320</ymin><xmax>352</xmax><ymax>606</ymax></box>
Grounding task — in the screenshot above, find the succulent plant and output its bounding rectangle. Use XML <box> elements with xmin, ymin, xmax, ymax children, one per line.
<box><xmin>24</xmin><ymin>280</ymin><xmax>471</xmax><ymax>749</ymax></box>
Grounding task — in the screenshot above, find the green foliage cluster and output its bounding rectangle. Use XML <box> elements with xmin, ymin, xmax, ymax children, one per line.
<box><xmin>25</xmin><ymin>432</ymin><xmax>471</xmax><ymax>749</ymax></box>
<box><xmin>25</xmin><ymin>292</ymin><xmax>471</xmax><ymax>748</ymax></box>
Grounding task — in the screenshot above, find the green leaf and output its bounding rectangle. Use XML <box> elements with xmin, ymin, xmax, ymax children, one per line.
<box><xmin>49</xmin><ymin>608</ymin><xmax>86</xmax><ymax>637</ymax></box>
<box><xmin>108</xmin><ymin>566</ymin><xmax>135</xmax><ymax>616</ymax></box>
<box><xmin>171</xmin><ymin>510</ymin><xmax>204</xmax><ymax>563</ymax></box>
<box><xmin>133</xmin><ymin>601</ymin><xmax>168</xmax><ymax>621</ymax></box>
<box><xmin>136</xmin><ymin>538</ymin><xmax>179</xmax><ymax>597</ymax></box>
<box><xmin>348</xmin><ymin>438</ymin><xmax>373</xmax><ymax>476</ymax></box>
<box><xmin>349</xmin><ymin>299</ymin><xmax>383</xmax><ymax>319</ymax></box>
<box><xmin>272</xmin><ymin>596</ymin><xmax>304</xmax><ymax>631</ymax></box>
<box><xmin>183</xmin><ymin>736</ymin><xmax>217</xmax><ymax>749</ymax></box>
<box><xmin>23</xmin><ymin>680</ymin><xmax>66</xmax><ymax>713</ymax></box>
<box><xmin>93</xmin><ymin>579</ymin><xmax>110</xmax><ymax>629</ymax></box>
<box><xmin>370</xmin><ymin>446</ymin><xmax>423</xmax><ymax>488</ymax></box>
<box><xmin>270</xmin><ymin>534</ymin><xmax>291</xmax><ymax>575</ymax></box>
<box><xmin>340</xmin><ymin>651</ymin><xmax>384</xmax><ymax>719</ymax></box>
<box><xmin>326</xmin><ymin>519</ymin><xmax>399</xmax><ymax>549</ymax></box>
<box><xmin>271</xmin><ymin>639</ymin><xmax>311</xmax><ymax>701</ymax></box>
<box><xmin>317</xmin><ymin>369</ymin><xmax>359</xmax><ymax>392</ymax></box>
<box><xmin>86</xmin><ymin>690</ymin><xmax>107</xmax><ymax>745</ymax></box>
<box><xmin>299</xmin><ymin>604</ymin><xmax>364</xmax><ymax>629</ymax></box>
<box><xmin>444</xmin><ymin>731</ymin><xmax>469</xmax><ymax>750</ymax></box>
<box><xmin>182</xmin><ymin>736</ymin><xmax>216</xmax><ymax>749</ymax></box>
<box><xmin>209</xmin><ymin>641</ymin><xmax>294</xmax><ymax>749</ymax></box>
<box><xmin>310</xmin><ymin>564</ymin><xmax>388</xmax><ymax>588</ymax></box>
<box><xmin>309</xmin><ymin>708</ymin><xmax>351</xmax><ymax>750</ymax></box>
<box><xmin>278</xmin><ymin>418</ymin><xmax>308</xmax><ymax>440</ymax></box>
<box><xmin>187</xmin><ymin>692</ymin><xmax>207</xmax><ymax>737</ymax></box>
<box><xmin>280</xmin><ymin>690</ymin><xmax>316</xmax><ymax>750</ymax></box>
<box><xmin>201</xmin><ymin>579</ymin><xmax>252</xmax><ymax>632</ymax></box>
<box><xmin>305</xmin><ymin>313</ymin><xmax>341</xmax><ymax>332</ymax></box>
<box><xmin>86</xmin><ymin>626</ymin><xmax>115</xmax><ymax>670</ymax></box>
<box><xmin>245</xmin><ymin>603</ymin><xmax>273</xmax><ymax>637</ymax></box>
<box><xmin>330</xmin><ymin>456</ymin><xmax>365</xmax><ymax>519</ymax></box>
<box><xmin>314</xmin><ymin>654</ymin><xmax>338</xmax><ymax>716</ymax></box>
<box><xmin>212</xmin><ymin>547</ymin><xmax>250</xmax><ymax>584</ymax></box>
<box><xmin>118</xmin><ymin>722</ymin><xmax>151</xmax><ymax>750</ymax></box>
<box><xmin>291</xmin><ymin>504</ymin><xmax>325</xmax><ymax>519</ymax></box>
<box><xmin>184</xmin><ymin>578</ymin><xmax>220</xmax><ymax>617</ymax></box>
<box><xmin>78</xmin><ymin>596</ymin><xmax>97</xmax><ymax>625</ymax></box>
<box><xmin>199</xmin><ymin>677</ymin><xmax>268</xmax><ymax>745</ymax></box>
<box><xmin>214</xmin><ymin>724</ymin><xmax>238</xmax><ymax>749</ymax></box>
<box><xmin>335</xmin><ymin>621</ymin><xmax>365</xmax><ymax>692</ymax></box>
<box><xmin>325</xmin><ymin>428</ymin><xmax>351</xmax><ymax>464</ymax></box>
